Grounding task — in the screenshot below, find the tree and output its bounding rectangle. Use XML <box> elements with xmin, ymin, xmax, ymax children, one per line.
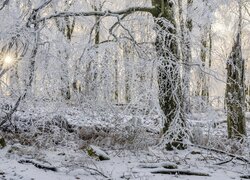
<box><xmin>54</xmin><ymin>0</ymin><xmax>75</xmax><ymax>100</ymax></box>
<box><xmin>225</xmin><ymin>0</ymin><xmax>246</xmax><ymax>139</ymax></box>
<box><xmin>178</xmin><ymin>0</ymin><xmax>193</xmax><ymax>114</ymax></box>
<box><xmin>195</xmin><ymin>0</ymin><xmax>212</xmax><ymax>106</ymax></box>
<box><xmin>42</xmin><ymin>0</ymin><xmax>187</xmax><ymax>148</ymax></box>
<box><xmin>0</xmin><ymin>0</ymin><xmax>187</xmax><ymax>148</ymax></box>
<box><xmin>152</xmin><ymin>0</ymin><xmax>186</xmax><ymax>149</ymax></box>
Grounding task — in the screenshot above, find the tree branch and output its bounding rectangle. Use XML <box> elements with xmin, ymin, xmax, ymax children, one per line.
<box><xmin>36</xmin><ymin>7</ymin><xmax>154</xmax><ymax>23</ymax></box>
<box><xmin>0</xmin><ymin>0</ymin><xmax>9</xmax><ymax>11</ymax></box>
<box><xmin>193</xmin><ymin>144</ymin><xmax>250</xmax><ymax>164</ymax></box>
<box><xmin>33</xmin><ymin>0</ymin><xmax>52</xmax><ymax>13</ymax></box>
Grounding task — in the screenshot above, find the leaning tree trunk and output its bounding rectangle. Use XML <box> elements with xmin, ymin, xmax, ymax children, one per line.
<box><xmin>152</xmin><ymin>0</ymin><xmax>186</xmax><ymax>150</ymax></box>
<box><xmin>225</xmin><ymin>1</ymin><xmax>246</xmax><ymax>139</ymax></box>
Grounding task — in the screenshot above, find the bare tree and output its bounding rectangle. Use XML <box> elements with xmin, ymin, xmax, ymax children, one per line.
<box><xmin>54</xmin><ymin>0</ymin><xmax>75</xmax><ymax>100</ymax></box>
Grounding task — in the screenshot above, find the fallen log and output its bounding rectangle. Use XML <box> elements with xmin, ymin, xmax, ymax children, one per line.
<box><xmin>241</xmin><ymin>175</ymin><xmax>250</xmax><ymax>179</ymax></box>
<box><xmin>151</xmin><ymin>169</ymin><xmax>210</xmax><ymax>176</ymax></box>
<box><xmin>138</xmin><ymin>162</ymin><xmax>178</xmax><ymax>169</ymax></box>
<box><xmin>18</xmin><ymin>159</ymin><xmax>57</xmax><ymax>172</ymax></box>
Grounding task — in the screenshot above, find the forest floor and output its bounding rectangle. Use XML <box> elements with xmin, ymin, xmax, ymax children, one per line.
<box><xmin>0</xmin><ymin>143</ymin><xmax>249</xmax><ymax>180</ymax></box>
<box><xmin>0</xmin><ymin>101</ymin><xmax>250</xmax><ymax>180</ymax></box>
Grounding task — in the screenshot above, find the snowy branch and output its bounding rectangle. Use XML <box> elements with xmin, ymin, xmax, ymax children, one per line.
<box><xmin>36</xmin><ymin>7</ymin><xmax>154</xmax><ymax>23</ymax></box>
<box><xmin>0</xmin><ymin>0</ymin><xmax>9</xmax><ymax>11</ymax></box>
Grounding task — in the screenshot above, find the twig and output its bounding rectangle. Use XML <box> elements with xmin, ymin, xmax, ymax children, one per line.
<box><xmin>193</xmin><ymin>144</ymin><xmax>250</xmax><ymax>164</ymax></box>
<box><xmin>82</xmin><ymin>165</ymin><xmax>110</xmax><ymax>179</ymax></box>
<box><xmin>214</xmin><ymin>157</ymin><xmax>234</xmax><ymax>166</ymax></box>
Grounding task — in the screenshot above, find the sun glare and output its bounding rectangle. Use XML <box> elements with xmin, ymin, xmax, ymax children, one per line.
<box><xmin>4</xmin><ymin>55</ymin><xmax>14</xmax><ymax>65</ymax></box>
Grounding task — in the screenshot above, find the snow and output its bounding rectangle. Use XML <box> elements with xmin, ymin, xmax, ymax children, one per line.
<box><xmin>246</xmin><ymin>112</ymin><xmax>250</xmax><ymax>120</ymax></box>
<box><xmin>88</xmin><ymin>145</ymin><xmax>110</xmax><ymax>160</ymax></box>
<box><xmin>0</xmin><ymin>0</ymin><xmax>249</xmax><ymax>179</ymax></box>
<box><xmin>0</xmin><ymin>143</ymin><xmax>250</xmax><ymax>180</ymax></box>
<box><xmin>0</xmin><ymin>105</ymin><xmax>249</xmax><ymax>180</ymax></box>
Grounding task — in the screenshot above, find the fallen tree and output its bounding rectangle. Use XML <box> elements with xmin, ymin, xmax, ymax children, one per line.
<box><xmin>151</xmin><ymin>169</ymin><xmax>210</xmax><ymax>176</ymax></box>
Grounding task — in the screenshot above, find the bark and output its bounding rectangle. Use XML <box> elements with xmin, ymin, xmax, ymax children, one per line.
<box><xmin>94</xmin><ymin>4</ymin><xmax>103</xmax><ymax>102</ymax></box>
<box><xmin>208</xmin><ymin>25</ymin><xmax>212</xmax><ymax>101</ymax></box>
<box><xmin>152</xmin><ymin>0</ymin><xmax>186</xmax><ymax>146</ymax></box>
<box><xmin>60</xmin><ymin>52</ymin><xmax>71</xmax><ymax>100</ymax></box>
<box><xmin>114</xmin><ymin>52</ymin><xmax>119</xmax><ymax>103</ymax></box>
<box><xmin>225</xmin><ymin>33</ymin><xmax>246</xmax><ymax>138</ymax></box>
<box><xmin>200</xmin><ymin>30</ymin><xmax>209</xmax><ymax>103</ymax></box>
<box><xmin>225</xmin><ymin>1</ymin><xmax>246</xmax><ymax>139</ymax></box>
<box><xmin>241</xmin><ymin>175</ymin><xmax>250</xmax><ymax>179</ymax></box>
<box><xmin>123</xmin><ymin>43</ymin><xmax>132</xmax><ymax>103</ymax></box>
<box><xmin>178</xmin><ymin>0</ymin><xmax>192</xmax><ymax>114</ymax></box>
<box><xmin>247</xmin><ymin>84</ymin><xmax>250</xmax><ymax>111</ymax></box>
<box><xmin>26</xmin><ymin>12</ymin><xmax>40</xmax><ymax>97</ymax></box>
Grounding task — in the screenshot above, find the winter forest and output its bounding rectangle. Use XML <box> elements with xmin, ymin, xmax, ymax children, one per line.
<box><xmin>0</xmin><ymin>0</ymin><xmax>250</xmax><ymax>179</ymax></box>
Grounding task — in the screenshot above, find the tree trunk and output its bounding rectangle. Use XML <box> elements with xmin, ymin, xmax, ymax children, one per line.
<box><xmin>25</xmin><ymin>13</ymin><xmax>40</xmax><ymax>97</ymax></box>
<box><xmin>55</xmin><ymin>2</ymin><xmax>75</xmax><ymax>100</ymax></box>
<box><xmin>152</xmin><ymin>0</ymin><xmax>186</xmax><ymax>149</ymax></box>
<box><xmin>84</xmin><ymin>3</ymin><xmax>101</xmax><ymax>100</ymax></box>
<box><xmin>178</xmin><ymin>0</ymin><xmax>192</xmax><ymax>114</ymax></box>
<box><xmin>200</xmin><ymin>30</ymin><xmax>209</xmax><ymax>104</ymax></box>
<box><xmin>208</xmin><ymin>24</ymin><xmax>212</xmax><ymax>102</ymax></box>
<box><xmin>123</xmin><ymin>42</ymin><xmax>132</xmax><ymax>103</ymax></box>
<box><xmin>225</xmin><ymin>0</ymin><xmax>246</xmax><ymax>139</ymax></box>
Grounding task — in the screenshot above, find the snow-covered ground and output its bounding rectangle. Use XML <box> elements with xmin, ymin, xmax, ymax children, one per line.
<box><xmin>0</xmin><ymin>144</ymin><xmax>249</xmax><ymax>180</ymax></box>
<box><xmin>0</xmin><ymin>102</ymin><xmax>250</xmax><ymax>180</ymax></box>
